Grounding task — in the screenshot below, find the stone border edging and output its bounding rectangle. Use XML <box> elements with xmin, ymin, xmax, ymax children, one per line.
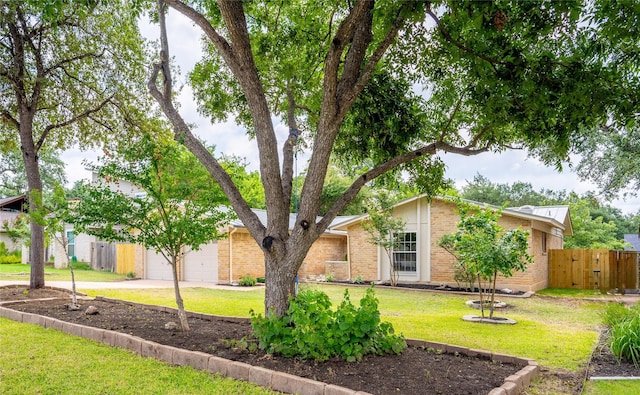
<box><xmin>0</xmin><ymin>297</ymin><xmax>538</xmax><ymax>395</ymax></box>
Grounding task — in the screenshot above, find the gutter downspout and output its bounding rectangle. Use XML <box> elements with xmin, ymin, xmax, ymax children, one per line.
<box><xmin>347</xmin><ymin>233</ymin><xmax>352</xmax><ymax>280</ymax></box>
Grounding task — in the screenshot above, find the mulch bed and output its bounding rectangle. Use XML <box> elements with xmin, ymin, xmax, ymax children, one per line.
<box><xmin>1</xmin><ymin>286</ymin><xmax>520</xmax><ymax>395</ymax></box>
<box><xmin>3</xmin><ymin>286</ymin><xmax>639</xmax><ymax>394</ymax></box>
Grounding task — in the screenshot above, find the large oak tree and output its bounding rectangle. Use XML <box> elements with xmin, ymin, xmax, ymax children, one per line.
<box><xmin>0</xmin><ymin>1</ymin><xmax>147</xmax><ymax>288</ymax></box>
<box><xmin>148</xmin><ymin>0</ymin><xmax>614</xmax><ymax>316</ymax></box>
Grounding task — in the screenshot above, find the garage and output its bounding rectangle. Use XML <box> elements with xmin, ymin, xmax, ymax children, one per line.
<box><xmin>183</xmin><ymin>242</ymin><xmax>218</xmax><ymax>283</ymax></box>
<box><xmin>145</xmin><ymin>249</ymin><xmax>173</xmax><ymax>281</ymax></box>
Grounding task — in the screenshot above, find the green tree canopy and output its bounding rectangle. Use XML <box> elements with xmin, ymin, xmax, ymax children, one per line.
<box><xmin>0</xmin><ymin>149</ymin><xmax>66</xmax><ymax>197</ymax></box>
<box><xmin>72</xmin><ymin>133</ymin><xmax>234</xmax><ymax>331</ymax></box>
<box><xmin>0</xmin><ymin>0</ymin><xmax>148</xmax><ymax>288</ymax></box>
<box><xmin>148</xmin><ymin>0</ymin><xmax>623</xmax><ymax>315</ymax></box>
<box><xmin>459</xmin><ymin>174</ymin><xmax>636</xmax><ymax>249</ymax></box>
<box><xmin>439</xmin><ymin>199</ymin><xmax>531</xmax><ymax>318</ymax></box>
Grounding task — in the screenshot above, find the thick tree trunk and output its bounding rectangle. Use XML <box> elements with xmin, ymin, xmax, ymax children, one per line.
<box><xmin>171</xmin><ymin>257</ymin><xmax>190</xmax><ymax>331</ymax></box>
<box><xmin>264</xmin><ymin>258</ymin><xmax>298</xmax><ymax>317</ymax></box>
<box><xmin>22</xmin><ymin>141</ymin><xmax>46</xmax><ymax>289</ymax></box>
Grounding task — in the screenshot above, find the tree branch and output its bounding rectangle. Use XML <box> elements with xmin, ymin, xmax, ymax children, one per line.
<box><xmin>149</xmin><ymin>0</ymin><xmax>265</xmax><ymax>238</ymax></box>
<box><xmin>35</xmin><ymin>95</ymin><xmax>114</xmax><ymax>151</ymax></box>
<box><xmin>317</xmin><ymin>141</ymin><xmax>491</xmax><ymax>233</ymax></box>
<box><xmin>166</xmin><ymin>0</ymin><xmax>288</xmax><ymax>233</ymax></box>
<box><xmin>281</xmin><ymin>86</ymin><xmax>298</xmax><ymax>211</ymax></box>
<box><xmin>342</xmin><ymin>4</ymin><xmax>408</xmax><ymax>118</ymax></box>
<box><xmin>425</xmin><ymin>7</ymin><xmax>505</xmax><ymax>69</ymax></box>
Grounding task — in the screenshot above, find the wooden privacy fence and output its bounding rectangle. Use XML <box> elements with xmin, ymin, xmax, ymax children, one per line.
<box><xmin>116</xmin><ymin>244</ymin><xmax>136</xmax><ymax>274</ymax></box>
<box><xmin>91</xmin><ymin>242</ymin><xmax>136</xmax><ymax>273</ymax></box>
<box><xmin>549</xmin><ymin>249</ymin><xmax>639</xmax><ymax>290</ymax></box>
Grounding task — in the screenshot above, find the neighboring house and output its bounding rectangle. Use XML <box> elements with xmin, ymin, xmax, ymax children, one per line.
<box><xmin>141</xmin><ymin>209</ymin><xmax>354</xmax><ymax>284</ymax></box>
<box><xmin>62</xmin><ymin>186</ymin><xmax>572</xmax><ymax>291</ymax></box>
<box><xmin>624</xmin><ymin>234</ymin><xmax>640</xmax><ymax>251</ymax></box>
<box><xmin>0</xmin><ymin>195</ymin><xmax>27</xmax><ymax>252</ymax></box>
<box><xmin>51</xmin><ymin>172</ymin><xmax>146</xmax><ymax>269</ymax></box>
<box><xmin>331</xmin><ymin>195</ymin><xmax>573</xmax><ymax>292</ymax></box>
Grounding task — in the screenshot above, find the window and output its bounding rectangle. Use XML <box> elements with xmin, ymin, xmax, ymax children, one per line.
<box><xmin>541</xmin><ymin>232</ymin><xmax>547</xmax><ymax>254</ymax></box>
<box><xmin>66</xmin><ymin>231</ymin><xmax>75</xmax><ymax>258</ymax></box>
<box><xmin>392</xmin><ymin>232</ymin><xmax>417</xmax><ymax>272</ymax></box>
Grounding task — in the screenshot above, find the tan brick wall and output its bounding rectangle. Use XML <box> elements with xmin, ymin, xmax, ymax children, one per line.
<box><xmin>429</xmin><ymin>199</ymin><xmax>461</xmax><ymax>284</ymax></box>
<box><xmin>348</xmin><ymin>199</ymin><xmax>563</xmax><ymax>291</ymax></box>
<box><xmin>346</xmin><ymin>222</ymin><xmax>379</xmax><ymax>282</ymax></box>
<box><xmin>299</xmin><ymin>235</ymin><xmax>347</xmax><ymax>280</ymax></box>
<box><xmin>217</xmin><ymin>228</ymin><xmax>347</xmax><ymax>283</ymax></box>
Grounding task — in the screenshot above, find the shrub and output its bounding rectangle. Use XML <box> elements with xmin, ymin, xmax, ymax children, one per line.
<box><xmin>325</xmin><ymin>272</ymin><xmax>334</xmax><ymax>282</ymax></box>
<box><xmin>250</xmin><ymin>285</ymin><xmax>406</xmax><ymax>362</ymax></box>
<box><xmin>70</xmin><ymin>261</ymin><xmax>92</xmax><ymax>270</ymax></box>
<box><xmin>352</xmin><ymin>274</ymin><xmax>364</xmax><ymax>284</ymax></box>
<box><xmin>256</xmin><ymin>277</ymin><xmax>265</xmax><ymax>283</ymax></box>
<box><xmin>125</xmin><ymin>271</ymin><xmax>136</xmax><ymax>279</ymax></box>
<box><xmin>0</xmin><ymin>243</ymin><xmax>22</xmax><ymax>264</ymax></box>
<box><xmin>239</xmin><ymin>275</ymin><xmax>257</xmax><ymax>287</ymax></box>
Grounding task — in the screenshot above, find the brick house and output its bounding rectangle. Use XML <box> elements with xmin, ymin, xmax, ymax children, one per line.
<box><xmin>123</xmin><ymin>208</ymin><xmax>354</xmax><ymax>284</ymax></box>
<box><xmin>216</xmin><ymin>210</ymin><xmax>353</xmax><ymax>283</ymax></box>
<box><xmin>331</xmin><ymin>195</ymin><xmax>572</xmax><ymax>292</ymax></box>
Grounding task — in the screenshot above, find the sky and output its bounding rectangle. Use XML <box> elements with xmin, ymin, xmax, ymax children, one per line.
<box><xmin>61</xmin><ymin>9</ymin><xmax>640</xmax><ymax>215</ymax></box>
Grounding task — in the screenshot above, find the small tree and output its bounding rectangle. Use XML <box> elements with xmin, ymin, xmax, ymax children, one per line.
<box><xmin>439</xmin><ymin>200</ymin><xmax>532</xmax><ymax>319</ymax></box>
<box><xmin>72</xmin><ymin>134</ymin><xmax>233</xmax><ymax>331</ymax></box>
<box><xmin>38</xmin><ymin>185</ymin><xmax>80</xmax><ymax>309</ymax></box>
<box><xmin>362</xmin><ymin>195</ymin><xmax>406</xmax><ymax>287</ymax></box>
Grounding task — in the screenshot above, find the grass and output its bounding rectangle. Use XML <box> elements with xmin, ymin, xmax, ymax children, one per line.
<box><xmin>584</xmin><ymin>379</ymin><xmax>640</xmax><ymax>394</ymax></box>
<box><xmin>0</xmin><ymin>263</ymin><xmax>127</xmax><ymax>282</ymax></box>
<box><xmin>6</xmin><ymin>281</ymin><xmax>640</xmax><ymax>394</ymax></box>
<box><xmin>537</xmin><ymin>287</ymin><xmax>614</xmax><ymax>299</ymax></box>
<box><xmin>0</xmin><ymin>317</ymin><xmax>276</xmax><ymax>395</ymax></box>
<box><xmin>83</xmin><ymin>283</ymin><xmax>603</xmax><ymax>370</ymax></box>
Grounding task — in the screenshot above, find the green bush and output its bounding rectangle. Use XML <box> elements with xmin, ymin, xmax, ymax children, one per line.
<box><xmin>256</xmin><ymin>277</ymin><xmax>265</xmax><ymax>283</ymax></box>
<box><xmin>70</xmin><ymin>261</ymin><xmax>92</xmax><ymax>270</ymax></box>
<box><xmin>250</xmin><ymin>285</ymin><xmax>406</xmax><ymax>362</ymax></box>
<box><xmin>0</xmin><ymin>242</ymin><xmax>21</xmax><ymax>264</ymax></box>
<box><xmin>239</xmin><ymin>275</ymin><xmax>257</xmax><ymax>287</ymax></box>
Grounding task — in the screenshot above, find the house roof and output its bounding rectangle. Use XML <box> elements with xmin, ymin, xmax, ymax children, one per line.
<box><xmin>0</xmin><ymin>195</ymin><xmax>27</xmax><ymax>212</ymax></box>
<box><xmin>331</xmin><ymin>194</ymin><xmax>573</xmax><ymax>236</ymax></box>
<box><xmin>624</xmin><ymin>234</ymin><xmax>640</xmax><ymax>251</ymax></box>
<box><xmin>230</xmin><ymin>208</ymin><xmax>356</xmax><ymax>233</ymax></box>
<box><xmin>504</xmin><ymin>204</ymin><xmax>573</xmax><ymax>236</ymax></box>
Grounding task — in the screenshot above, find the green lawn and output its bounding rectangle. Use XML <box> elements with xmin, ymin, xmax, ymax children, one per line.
<box><xmin>0</xmin><ymin>317</ymin><xmax>276</xmax><ymax>395</ymax></box>
<box><xmin>82</xmin><ymin>283</ymin><xmax>603</xmax><ymax>370</ymax></box>
<box><xmin>0</xmin><ymin>263</ymin><xmax>127</xmax><ymax>282</ymax></box>
<box><xmin>4</xmin><ymin>281</ymin><xmax>640</xmax><ymax>394</ymax></box>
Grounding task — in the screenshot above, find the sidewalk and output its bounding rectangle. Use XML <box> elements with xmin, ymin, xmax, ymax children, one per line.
<box><xmin>0</xmin><ymin>279</ymin><xmax>261</xmax><ymax>292</ymax></box>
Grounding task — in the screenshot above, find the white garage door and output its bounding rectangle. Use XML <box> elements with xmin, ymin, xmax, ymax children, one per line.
<box><xmin>183</xmin><ymin>242</ymin><xmax>218</xmax><ymax>283</ymax></box>
<box><xmin>146</xmin><ymin>249</ymin><xmax>173</xmax><ymax>280</ymax></box>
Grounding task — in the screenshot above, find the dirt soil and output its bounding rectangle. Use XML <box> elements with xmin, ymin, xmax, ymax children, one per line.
<box><xmin>2</xmin><ymin>286</ymin><xmax>638</xmax><ymax>395</ymax></box>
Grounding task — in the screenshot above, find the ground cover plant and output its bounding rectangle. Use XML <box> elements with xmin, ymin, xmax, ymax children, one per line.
<box><xmin>602</xmin><ymin>303</ymin><xmax>640</xmax><ymax>367</ymax></box>
<box><xmin>250</xmin><ymin>286</ymin><xmax>406</xmax><ymax>362</ymax></box>
<box><xmin>0</xmin><ymin>263</ymin><xmax>126</xmax><ymax>282</ymax></box>
<box><xmin>0</xmin><ymin>317</ymin><xmax>276</xmax><ymax>395</ymax></box>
